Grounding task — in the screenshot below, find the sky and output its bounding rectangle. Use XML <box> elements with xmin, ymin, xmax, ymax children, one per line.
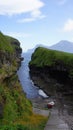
<box><xmin>0</xmin><ymin>0</ymin><xmax>73</xmax><ymax>52</ymax></box>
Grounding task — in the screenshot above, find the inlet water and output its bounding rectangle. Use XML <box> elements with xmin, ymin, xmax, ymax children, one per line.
<box><xmin>17</xmin><ymin>52</ymin><xmax>39</xmax><ymax>99</ymax></box>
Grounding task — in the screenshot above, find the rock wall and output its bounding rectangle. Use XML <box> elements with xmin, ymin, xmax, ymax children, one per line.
<box><xmin>0</xmin><ymin>33</ymin><xmax>32</xmax><ymax>126</ymax></box>
<box><xmin>29</xmin><ymin>47</ymin><xmax>73</xmax><ymax>128</ymax></box>
<box><xmin>29</xmin><ymin>47</ymin><xmax>73</xmax><ymax>96</ymax></box>
<box><xmin>29</xmin><ymin>65</ymin><xmax>73</xmax><ymax>96</ymax></box>
<box><xmin>0</xmin><ymin>33</ymin><xmax>23</xmax><ymax>119</ymax></box>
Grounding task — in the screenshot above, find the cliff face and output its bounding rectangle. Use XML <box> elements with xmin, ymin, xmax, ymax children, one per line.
<box><xmin>0</xmin><ymin>33</ymin><xmax>22</xmax><ymax>79</ymax></box>
<box><xmin>29</xmin><ymin>47</ymin><xmax>73</xmax><ymax>116</ymax></box>
<box><xmin>0</xmin><ymin>33</ymin><xmax>47</xmax><ymax>129</ymax></box>
<box><xmin>0</xmin><ymin>32</ymin><xmax>32</xmax><ymax>127</ymax></box>
<box><xmin>29</xmin><ymin>47</ymin><xmax>73</xmax><ymax>93</ymax></box>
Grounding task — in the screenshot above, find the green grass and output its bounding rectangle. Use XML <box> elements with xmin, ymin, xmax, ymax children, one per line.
<box><xmin>29</xmin><ymin>47</ymin><xmax>73</xmax><ymax>78</ymax></box>
<box><xmin>0</xmin><ymin>32</ymin><xmax>21</xmax><ymax>53</ymax></box>
<box><xmin>6</xmin><ymin>35</ymin><xmax>21</xmax><ymax>50</ymax></box>
<box><xmin>0</xmin><ymin>78</ymin><xmax>47</xmax><ymax>129</ymax></box>
<box><xmin>0</xmin><ymin>121</ymin><xmax>47</xmax><ymax>130</ymax></box>
<box><xmin>0</xmin><ymin>32</ymin><xmax>21</xmax><ymax>78</ymax></box>
<box><xmin>0</xmin><ymin>32</ymin><xmax>14</xmax><ymax>52</ymax></box>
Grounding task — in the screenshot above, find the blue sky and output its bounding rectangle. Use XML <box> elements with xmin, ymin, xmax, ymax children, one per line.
<box><xmin>0</xmin><ymin>0</ymin><xmax>73</xmax><ymax>52</ymax></box>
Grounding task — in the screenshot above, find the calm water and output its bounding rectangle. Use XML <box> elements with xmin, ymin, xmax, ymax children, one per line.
<box><xmin>17</xmin><ymin>53</ymin><xmax>39</xmax><ymax>99</ymax></box>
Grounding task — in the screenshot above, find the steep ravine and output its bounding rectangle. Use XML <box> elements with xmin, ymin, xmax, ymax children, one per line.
<box><xmin>0</xmin><ymin>33</ymin><xmax>47</xmax><ymax>130</ymax></box>
<box><xmin>29</xmin><ymin>47</ymin><xmax>73</xmax><ymax>129</ymax></box>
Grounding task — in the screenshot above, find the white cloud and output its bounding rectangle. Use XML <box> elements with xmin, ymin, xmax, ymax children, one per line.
<box><xmin>62</xmin><ymin>19</ymin><xmax>73</xmax><ymax>32</ymax></box>
<box><xmin>0</xmin><ymin>0</ymin><xmax>45</xmax><ymax>22</ymax></box>
<box><xmin>18</xmin><ymin>10</ymin><xmax>46</xmax><ymax>23</ymax></box>
<box><xmin>0</xmin><ymin>0</ymin><xmax>44</xmax><ymax>15</ymax></box>
<box><xmin>18</xmin><ymin>7</ymin><xmax>46</xmax><ymax>23</ymax></box>
<box><xmin>31</xmin><ymin>10</ymin><xmax>41</xmax><ymax>18</ymax></box>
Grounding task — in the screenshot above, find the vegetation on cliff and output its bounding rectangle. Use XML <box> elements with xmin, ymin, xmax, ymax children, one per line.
<box><xmin>0</xmin><ymin>32</ymin><xmax>13</xmax><ymax>52</ymax></box>
<box><xmin>0</xmin><ymin>33</ymin><xmax>47</xmax><ymax>130</ymax></box>
<box><xmin>29</xmin><ymin>47</ymin><xmax>73</xmax><ymax>79</ymax></box>
<box><xmin>29</xmin><ymin>46</ymin><xmax>73</xmax><ymax>130</ymax></box>
<box><xmin>0</xmin><ymin>32</ymin><xmax>22</xmax><ymax>81</ymax></box>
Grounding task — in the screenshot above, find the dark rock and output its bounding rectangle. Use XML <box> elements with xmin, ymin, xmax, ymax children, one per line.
<box><xmin>29</xmin><ymin>64</ymin><xmax>73</xmax><ymax>128</ymax></box>
<box><xmin>0</xmin><ymin>103</ymin><xmax>3</xmax><ymax>118</ymax></box>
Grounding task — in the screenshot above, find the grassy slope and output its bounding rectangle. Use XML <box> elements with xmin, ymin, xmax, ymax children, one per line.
<box><xmin>0</xmin><ymin>32</ymin><xmax>14</xmax><ymax>52</ymax></box>
<box><xmin>0</xmin><ymin>33</ymin><xmax>47</xmax><ymax>130</ymax></box>
<box><xmin>29</xmin><ymin>47</ymin><xmax>73</xmax><ymax>78</ymax></box>
<box><xmin>0</xmin><ymin>32</ymin><xmax>20</xmax><ymax>52</ymax></box>
<box><xmin>0</xmin><ymin>32</ymin><xmax>19</xmax><ymax>78</ymax></box>
<box><xmin>0</xmin><ymin>76</ymin><xmax>47</xmax><ymax>130</ymax></box>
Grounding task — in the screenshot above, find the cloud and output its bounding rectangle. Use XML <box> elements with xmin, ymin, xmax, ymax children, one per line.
<box><xmin>18</xmin><ymin>6</ymin><xmax>46</xmax><ymax>23</ymax></box>
<box><xmin>58</xmin><ymin>0</ymin><xmax>67</xmax><ymax>5</ymax></box>
<box><xmin>62</xmin><ymin>19</ymin><xmax>73</xmax><ymax>32</ymax></box>
<box><xmin>0</xmin><ymin>0</ymin><xmax>44</xmax><ymax>15</ymax></box>
<box><xmin>0</xmin><ymin>0</ymin><xmax>45</xmax><ymax>22</ymax></box>
<box><xmin>18</xmin><ymin>10</ymin><xmax>46</xmax><ymax>23</ymax></box>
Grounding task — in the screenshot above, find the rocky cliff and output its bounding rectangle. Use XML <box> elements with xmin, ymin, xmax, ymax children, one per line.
<box><xmin>29</xmin><ymin>47</ymin><xmax>73</xmax><ymax>128</ymax></box>
<box><xmin>29</xmin><ymin>47</ymin><xmax>73</xmax><ymax>94</ymax></box>
<box><xmin>0</xmin><ymin>32</ymin><xmax>29</xmax><ymax>125</ymax></box>
<box><xmin>0</xmin><ymin>32</ymin><xmax>22</xmax><ymax>82</ymax></box>
<box><xmin>0</xmin><ymin>33</ymin><xmax>47</xmax><ymax>130</ymax></box>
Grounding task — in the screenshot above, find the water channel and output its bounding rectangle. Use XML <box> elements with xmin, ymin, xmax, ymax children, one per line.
<box><xmin>17</xmin><ymin>52</ymin><xmax>48</xmax><ymax>99</ymax></box>
<box><xmin>17</xmin><ymin>52</ymin><xmax>39</xmax><ymax>99</ymax></box>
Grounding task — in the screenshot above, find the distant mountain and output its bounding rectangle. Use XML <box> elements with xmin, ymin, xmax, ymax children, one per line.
<box><xmin>23</xmin><ymin>40</ymin><xmax>73</xmax><ymax>56</ymax></box>
<box><xmin>27</xmin><ymin>44</ymin><xmax>45</xmax><ymax>53</ymax></box>
<box><xmin>49</xmin><ymin>40</ymin><xmax>73</xmax><ymax>53</ymax></box>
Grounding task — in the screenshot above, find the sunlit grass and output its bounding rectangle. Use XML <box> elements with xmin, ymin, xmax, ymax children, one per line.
<box><xmin>0</xmin><ymin>76</ymin><xmax>48</xmax><ymax>130</ymax></box>
<box><xmin>29</xmin><ymin>47</ymin><xmax>73</xmax><ymax>79</ymax></box>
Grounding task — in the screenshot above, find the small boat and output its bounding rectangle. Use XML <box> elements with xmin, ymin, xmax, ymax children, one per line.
<box><xmin>47</xmin><ymin>101</ymin><xmax>55</xmax><ymax>109</ymax></box>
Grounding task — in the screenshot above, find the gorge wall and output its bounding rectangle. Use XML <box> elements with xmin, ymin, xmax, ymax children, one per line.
<box><xmin>29</xmin><ymin>47</ymin><xmax>73</xmax><ymax>127</ymax></box>
<box><xmin>0</xmin><ymin>32</ymin><xmax>33</xmax><ymax>128</ymax></box>
<box><xmin>0</xmin><ymin>33</ymin><xmax>47</xmax><ymax>130</ymax></box>
<box><xmin>29</xmin><ymin>47</ymin><xmax>73</xmax><ymax>95</ymax></box>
